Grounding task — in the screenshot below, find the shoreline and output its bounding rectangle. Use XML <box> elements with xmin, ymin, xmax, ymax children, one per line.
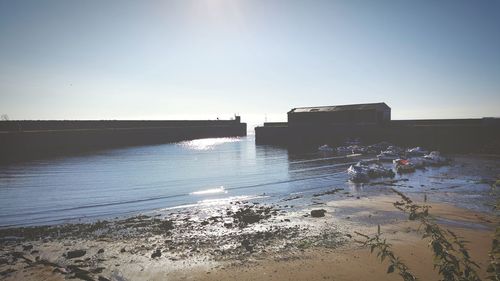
<box><xmin>1</xmin><ymin>152</ymin><xmax>498</xmax><ymax>228</ymax></box>
<box><xmin>1</xmin><ymin>153</ymin><xmax>498</xmax><ymax>280</ymax></box>
<box><xmin>0</xmin><ymin>192</ymin><xmax>497</xmax><ymax>281</ymax></box>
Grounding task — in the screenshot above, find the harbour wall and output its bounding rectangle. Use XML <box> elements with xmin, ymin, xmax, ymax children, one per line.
<box><xmin>255</xmin><ymin>118</ymin><xmax>500</xmax><ymax>154</ymax></box>
<box><xmin>0</xmin><ymin>119</ymin><xmax>246</xmax><ymax>163</ymax></box>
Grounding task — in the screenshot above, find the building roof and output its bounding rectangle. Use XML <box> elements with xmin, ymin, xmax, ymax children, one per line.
<box><xmin>288</xmin><ymin>102</ymin><xmax>390</xmax><ymax>114</ymax></box>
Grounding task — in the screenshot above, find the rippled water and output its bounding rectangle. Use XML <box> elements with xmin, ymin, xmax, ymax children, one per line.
<box><xmin>0</xmin><ymin>136</ymin><xmax>497</xmax><ymax>227</ymax></box>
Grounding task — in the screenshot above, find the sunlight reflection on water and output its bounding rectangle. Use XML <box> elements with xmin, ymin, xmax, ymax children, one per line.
<box><xmin>178</xmin><ymin>137</ymin><xmax>241</xmax><ymax>150</ymax></box>
<box><xmin>0</xmin><ymin>135</ymin><xmax>496</xmax><ymax>227</ymax></box>
<box><xmin>190</xmin><ymin>186</ymin><xmax>227</xmax><ymax>195</ymax></box>
<box><xmin>157</xmin><ymin>195</ymin><xmax>268</xmax><ymax>211</ymax></box>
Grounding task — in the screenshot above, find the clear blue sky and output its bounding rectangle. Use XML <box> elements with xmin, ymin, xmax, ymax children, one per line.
<box><xmin>1</xmin><ymin>0</ymin><xmax>499</xmax><ymax>124</ymax></box>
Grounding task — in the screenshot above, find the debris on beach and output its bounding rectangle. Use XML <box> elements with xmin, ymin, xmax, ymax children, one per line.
<box><xmin>368</xmin><ymin>178</ymin><xmax>410</xmax><ymax>186</ymax></box>
<box><xmin>310</xmin><ymin>209</ymin><xmax>327</xmax><ymax>218</ymax></box>
<box><xmin>312</xmin><ymin>188</ymin><xmax>343</xmax><ymax>197</ymax></box>
<box><xmin>232</xmin><ymin>205</ymin><xmax>274</xmax><ymax>227</ymax></box>
<box><xmin>0</xmin><ymin>200</ymin><xmax>347</xmax><ymax>281</ymax></box>
<box><xmin>65</xmin><ymin>249</ymin><xmax>86</xmax><ymax>259</ymax></box>
<box><xmin>151</xmin><ymin>248</ymin><xmax>161</xmax><ymax>259</ymax></box>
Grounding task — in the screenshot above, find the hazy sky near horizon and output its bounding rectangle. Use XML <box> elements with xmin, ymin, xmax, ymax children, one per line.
<box><xmin>1</xmin><ymin>0</ymin><xmax>499</xmax><ymax>123</ymax></box>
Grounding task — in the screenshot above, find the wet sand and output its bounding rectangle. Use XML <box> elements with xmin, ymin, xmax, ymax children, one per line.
<box><xmin>189</xmin><ymin>229</ymin><xmax>493</xmax><ymax>281</ymax></box>
<box><xmin>188</xmin><ymin>196</ymin><xmax>496</xmax><ymax>281</ymax></box>
<box><xmin>1</xmin><ymin>191</ymin><xmax>497</xmax><ymax>281</ymax></box>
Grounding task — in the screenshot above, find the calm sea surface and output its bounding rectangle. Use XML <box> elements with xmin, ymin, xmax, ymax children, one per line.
<box><xmin>0</xmin><ymin>136</ymin><xmax>496</xmax><ymax>227</ymax></box>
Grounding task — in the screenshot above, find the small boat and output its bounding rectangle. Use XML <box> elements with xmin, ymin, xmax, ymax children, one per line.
<box><xmin>367</xmin><ymin>163</ymin><xmax>395</xmax><ymax>178</ymax></box>
<box><xmin>347</xmin><ymin>164</ymin><xmax>369</xmax><ymax>183</ymax></box>
<box><xmin>347</xmin><ymin>162</ymin><xmax>395</xmax><ymax>182</ymax></box>
<box><xmin>365</xmin><ymin>141</ymin><xmax>393</xmax><ymax>154</ymax></box>
<box><xmin>406</xmin><ymin>147</ymin><xmax>428</xmax><ymax>157</ymax></box>
<box><xmin>394</xmin><ymin>159</ymin><xmax>416</xmax><ymax>173</ymax></box>
<box><xmin>377</xmin><ymin>151</ymin><xmax>400</xmax><ymax>162</ymax></box>
<box><xmin>406</xmin><ymin>157</ymin><xmax>427</xmax><ymax>169</ymax></box>
<box><xmin>336</xmin><ymin>146</ymin><xmax>352</xmax><ymax>155</ymax></box>
<box><xmin>387</xmin><ymin>145</ymin><xmax>404</xmax><ymax>154</ymax></box>
<box><xmin>349</xmin><ymin>145</ymin><xmax>367</xmax><ymax>154</ymax></box>
<box><xmin>337</xmin><ymin>145</ymin><xmax>366</xmax><ymax>155</ymax></box>
<box><xmin>318</xmin><ymin>144</ymin><xmax>334</xmax><ymax>152</ymax></box>
<box><xmin>423</xmin><ymin>151</ymin><xmax>449</xmax><ymax>166</ymax></box>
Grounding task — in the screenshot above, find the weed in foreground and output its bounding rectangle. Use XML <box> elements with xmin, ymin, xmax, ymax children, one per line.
<box><xmin>355</xmin><ymin>186</ymin><xmax>500</xmax><ymax>281</ymax></box>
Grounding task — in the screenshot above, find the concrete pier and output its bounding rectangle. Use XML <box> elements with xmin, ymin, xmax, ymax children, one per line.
<box><xmin>0</xmin><ymin>118</ymin><xmax>246</xmax><ymax>163</ymax></box>
<box><xmin>255</xmin><ymin>118</ymin><xmax>500</xmax><ymax>154</ymax></box>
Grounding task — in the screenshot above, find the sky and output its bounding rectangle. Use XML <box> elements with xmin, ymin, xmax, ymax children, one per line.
<box><xmin>1</xmin><ymin>0</ymin><xmax>499</xmax><ymax>125</ymax></box>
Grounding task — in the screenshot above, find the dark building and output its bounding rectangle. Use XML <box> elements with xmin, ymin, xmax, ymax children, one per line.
<box><xmin>256</xmin><ymin>102</ymin><xmax>500</xmax><ymax>154</ymax></box>
<box><xmin>287</xmin><ymin>102</ymin><xmax>391</xmax><ymax>126</ymax></box>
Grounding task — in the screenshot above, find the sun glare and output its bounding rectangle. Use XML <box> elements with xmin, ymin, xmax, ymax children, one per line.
<box><xmin>179</xmin><ymin>137</ymin><xmax>240</xmax><ymax>150</ymax></box>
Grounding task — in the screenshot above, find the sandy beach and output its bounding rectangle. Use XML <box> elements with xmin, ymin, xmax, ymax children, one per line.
<box><xmin>1</xmin><ymin>189</ymin><xmax>497</xmax><ymax>281</ymax></box>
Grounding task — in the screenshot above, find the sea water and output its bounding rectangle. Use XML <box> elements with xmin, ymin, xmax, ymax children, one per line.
<box><xmin>0</xmin><ymin>136</ymin><xmax>497</xmax><ymax>227</ymax></box>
